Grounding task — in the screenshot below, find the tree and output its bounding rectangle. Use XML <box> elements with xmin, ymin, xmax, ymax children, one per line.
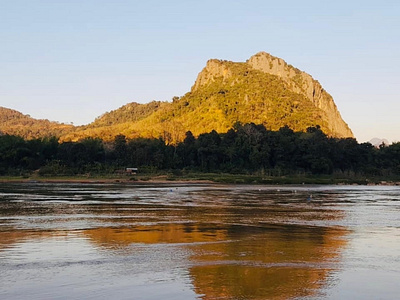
<box><xmin>113</xmin><ymin>134</ymin><xmax>127</xmax><ymax>165</ymax></box>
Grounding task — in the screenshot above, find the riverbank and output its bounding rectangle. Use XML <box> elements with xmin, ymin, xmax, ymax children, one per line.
<box><xmin>1</xmin><ymin>173</ymin><xmax>400</xmax><ymax>185</ymax></box>
<box><xmin>0</xmin><ymin>175</ymin><xmax>212</xmax><ymax>185</ymax></box>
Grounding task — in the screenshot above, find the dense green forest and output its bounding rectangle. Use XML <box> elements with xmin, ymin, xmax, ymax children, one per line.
<box><xmin>0</xmin><ymin>123</ymin><xmax>399</xmax><ymax>180</ymax></box>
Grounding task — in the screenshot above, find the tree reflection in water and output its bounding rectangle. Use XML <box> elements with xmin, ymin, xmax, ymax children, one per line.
<box><xmin>0</xmin><ymin>183</ymin><xmax>349</xmax><ymax>299</ymax></box>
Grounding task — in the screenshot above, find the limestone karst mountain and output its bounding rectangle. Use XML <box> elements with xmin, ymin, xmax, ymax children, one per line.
<box><xmin>1</xmin><ymin>52</ymin><xmax>353</xmax><ymax>142</ymax></box>
<box><xmin>247</xmin><ymin>52</ymin><xmax>352</xmax><ymax>137</ymax></box>
<box><xmin>192</xmin><ymin>52</ymin><xmax>353</xmax><ymax>138</ymax></box>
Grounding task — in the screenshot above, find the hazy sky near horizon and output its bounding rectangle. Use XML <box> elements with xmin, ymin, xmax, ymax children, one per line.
<box><xmin>1</xmin><ymin>0</ymin><xmax>399</xmax><ymax>143</ymax></box>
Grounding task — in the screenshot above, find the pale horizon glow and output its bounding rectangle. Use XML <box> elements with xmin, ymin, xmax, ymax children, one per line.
<box><xmin>1</xmin><ymin>1</ymin><xmax>399</xmax><ymax>143</ymax></box>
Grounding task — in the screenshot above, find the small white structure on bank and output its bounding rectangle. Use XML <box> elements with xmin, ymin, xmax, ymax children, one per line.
<box><xmin>126</xmin><ymin>168</ymin><xmax>138</xmax><ymax>174</ymax></box>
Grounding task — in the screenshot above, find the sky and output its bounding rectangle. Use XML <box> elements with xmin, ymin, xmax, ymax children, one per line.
<box><xmin>1</xmin><ymin>0</ymin><xmax>399</xmax><ymax>143</ymax></box>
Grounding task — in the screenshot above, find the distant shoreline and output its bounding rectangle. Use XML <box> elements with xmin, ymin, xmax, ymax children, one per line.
<box><xmin>0</xmin><ymin>177</ymin><xmax>213</xmax><ymax>185</ymax></box>
<box><xmin>1</xmin><ymin>174</ymin><xmax>399</xmax><ymax>186</ymax></box>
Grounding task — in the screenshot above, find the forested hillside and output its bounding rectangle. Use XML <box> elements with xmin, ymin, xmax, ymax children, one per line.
<box><xmin>61</xmin><ymin>54</ymin><xmax>352</xmax><ymax>142</ymax></box>
<box><xmin>1</xmin><ymin>52</ymin><xmax>353</xmax><ymax>143</ymax></box>
<box><xmin>0</xmin><ymin>107</ymin><xmax>74</xmax><ymax>139</ymax></box>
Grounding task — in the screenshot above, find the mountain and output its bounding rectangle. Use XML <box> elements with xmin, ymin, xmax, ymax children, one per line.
<box><xmin>63</xmin><ymin>52</ymin><xmax>353</xmax><ymax>142</ymax></box>
<box><xmin>369</xmin><ymin>138</ymin><xmax>390</xmax><ymax>147</ymax></box>
<box><xmin>3</xmin><ymin>52</ymin><xmax>354</xmax><ymax>142</ymax></box>
<box><xmin>247</xmin><ymin>52</ymin><xmax>353</xmax><ymax>137</ymax></box>
<box><xmin>62</xmin><ymin>52</ymin><xmax>353</xmax><ymax>142</ymax></box>
<box><xmin>0</xmin><ymin>107</ymin><xmax>74</xmax><ymax>139</ymax></box>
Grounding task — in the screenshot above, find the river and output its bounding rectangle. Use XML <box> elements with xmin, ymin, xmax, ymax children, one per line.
<box><xmin>0</xmin><ymin>183</ymin><xmax>399</xmax><ymax>299</ymax></box>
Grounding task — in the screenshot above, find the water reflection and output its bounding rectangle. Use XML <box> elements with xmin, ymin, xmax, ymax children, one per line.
<box><xmin>81</xmin><ymin>222</ymin><xmax>346</xmax><ymax>300</ymax></box>
<box><xmin>0</xmin><ymin>183</ymin><xmax>373</xmax><ymax>299</ymax></box>
<box><xmin>189</xmin><ymin>225</ymin><xmax>345</xmax><ymax>300</ymax></box>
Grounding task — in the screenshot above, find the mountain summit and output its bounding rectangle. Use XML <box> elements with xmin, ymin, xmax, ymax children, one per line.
<box><xmin>1</xmin><ymin>52</ymin><xmax>354</xmax><ymax>142</ymax></box>
<box><xmin>193</xmin><ymin>52</ymin><xmax>353</xmax><ymax>138</ymax></box>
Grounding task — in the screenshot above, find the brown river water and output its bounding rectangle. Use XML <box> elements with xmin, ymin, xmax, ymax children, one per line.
<box><xmin>0</xmin><ymin>183</ymin><xmax>400</xmax><ymax>299</ymax></box>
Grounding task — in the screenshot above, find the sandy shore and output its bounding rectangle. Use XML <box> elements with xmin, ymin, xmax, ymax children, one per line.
<box><xmin>1</xmin><ymin>176</ymin><xmax>399</xmax><ymax>186</ymax></box>
<box><xmin>0</xmin><ymin>177</ymin><xmax>214</xmax><ymax>185</ymax></box>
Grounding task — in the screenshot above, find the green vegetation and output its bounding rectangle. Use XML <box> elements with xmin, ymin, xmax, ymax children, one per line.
<box><xmin>87</xmin><ymin>101</ymin><xmax>168</xmax><ymax>128</ymax></box>
<box><xmin>58</xmin><ymin>59</ymin><xmax>338</xmax><ymax>142</ymax></box>
<box><xmin>0</xmin><ymin>107</ymin><xmax>74</xmax><ymax>139</ymax></box>
<box><xmin>1</xmin><ymin>123</ymin><xmax>399</xmax><ymax>184</ymax></box>
<box><xmin>1</xmin><ymin>54</ymin><xmax>353</xmax><ymax>144</ymax></box>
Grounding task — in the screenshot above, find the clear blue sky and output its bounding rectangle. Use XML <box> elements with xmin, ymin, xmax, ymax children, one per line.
<box><xmin>1</xmin><ymin>0</ymin><xmax>399</xmax><ymax>143</ymax></box>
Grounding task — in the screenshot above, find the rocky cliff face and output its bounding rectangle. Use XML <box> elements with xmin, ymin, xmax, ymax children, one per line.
<box><xmin>247</xmin><ymin>52</ymin><xmax>353</xmax><ymax>138</ymax></box>
<box><xmin>192</xmin><ymin>59</ymin><xmax>234</xmax><ymax>91</ymax></box>
<box><xmin>193</xmin><ymin>52</ymin><xmax>353</xmax><ymax>138</ymax></box>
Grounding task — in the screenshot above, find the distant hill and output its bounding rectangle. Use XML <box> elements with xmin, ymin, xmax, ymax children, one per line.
<box><xmin>2</xmin><ymin>52</ymin><xmax>354</xmax><ymax>142</ymax></box>
<box><xmin>0</xmin><ymin>107</ymin><xmax>74</xmax><ymax>139</ymax></box>
<box><xmin>61</xmin><ymin>101</ymin><xmax>169</xmax><ymax>141</ymax></box>
<box><xmin>369</xmin><ymin>138</ymin><xmax>390</xmax><ymax>147</ymax></box>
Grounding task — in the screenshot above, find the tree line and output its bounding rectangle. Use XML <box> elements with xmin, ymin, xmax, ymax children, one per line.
<box><xmin>1</xmin><ymin>123</ymin><xmax>399</xmax><ymax>178</ymax></box>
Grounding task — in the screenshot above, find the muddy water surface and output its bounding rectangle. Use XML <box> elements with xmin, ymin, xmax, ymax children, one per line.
<box><xmin>1</xmin><ymin>183</ymin><xmax>399</xmax><ymax>299</ymax></box>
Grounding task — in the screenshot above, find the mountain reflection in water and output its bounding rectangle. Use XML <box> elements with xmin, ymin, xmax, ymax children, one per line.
<box><xmin>2</xmin><ymin>183</ymin><xmax>399</xmax><ymax>299</ymax></box>
<box><xmin>83</xmin><ymin>223</ymin><xmax>346</xmax><ymax>300</ymax></box>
